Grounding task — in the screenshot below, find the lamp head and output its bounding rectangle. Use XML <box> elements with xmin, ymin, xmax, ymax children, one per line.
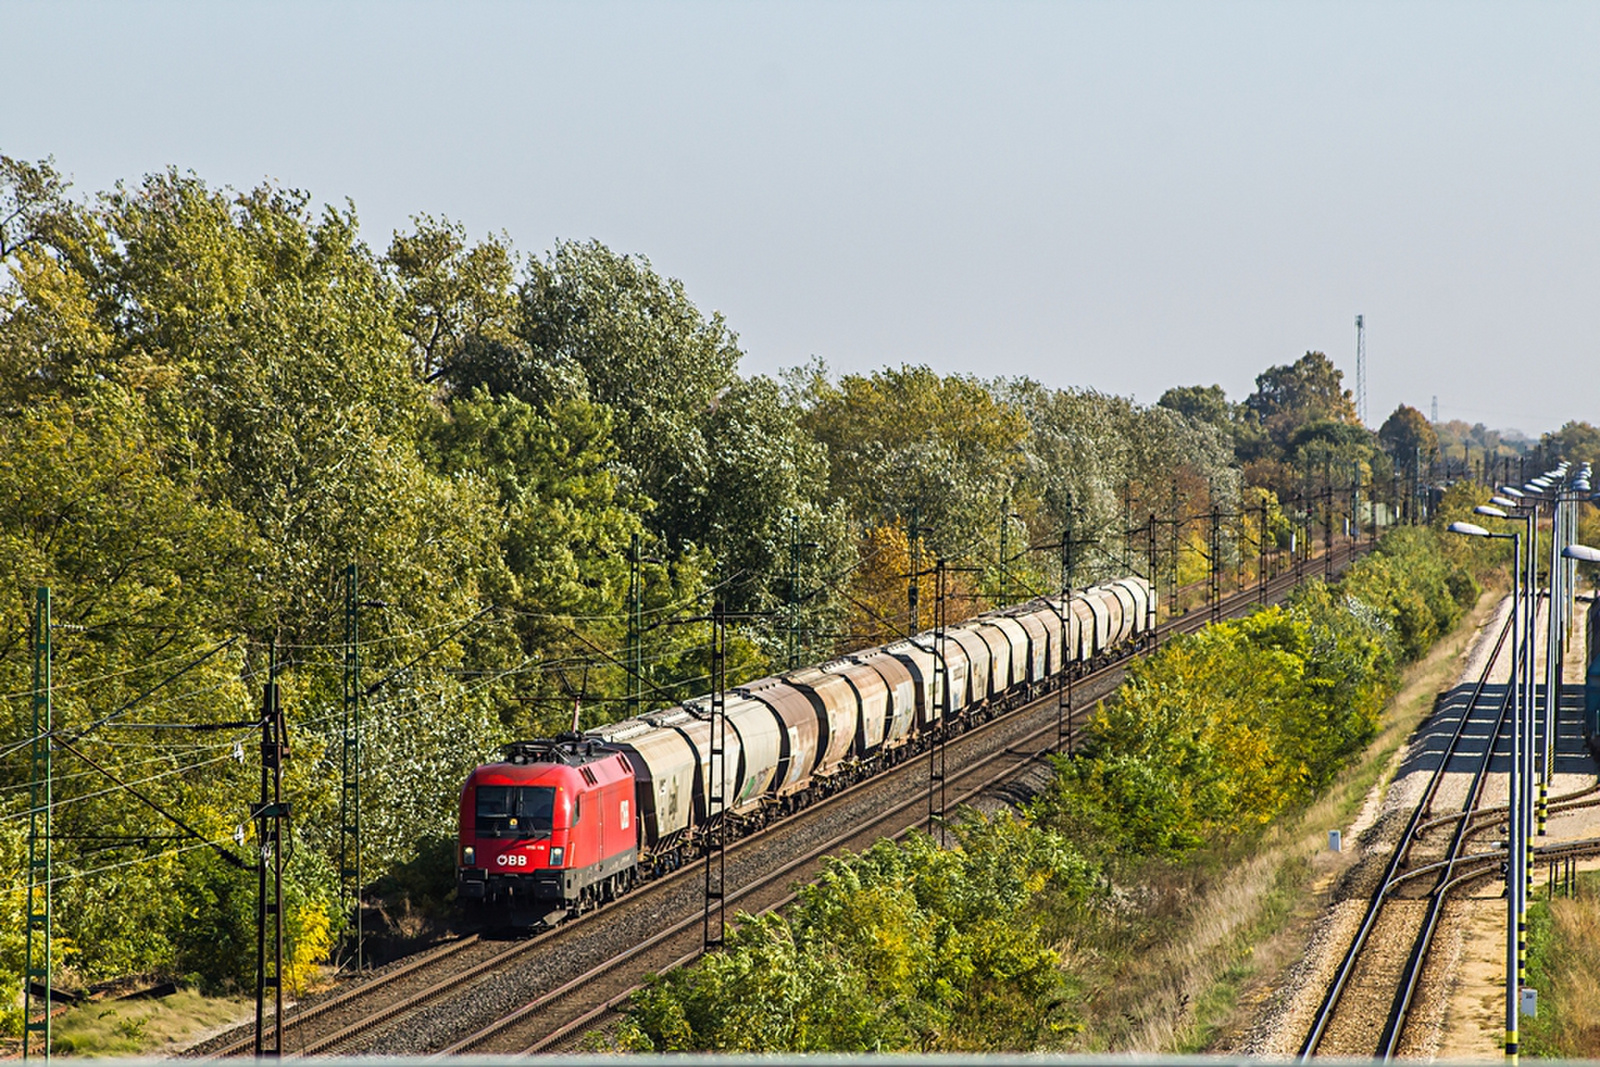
<box><xmin>1448</xmin><ymin>521</ymin><xmax>1491</xmax><ymax>538</ymax></box>
<box><xmin>1562</xmin><ymin>544</ymin><xmax>1600</xmax><ymax>564</ymax></box>
<box><xmin>1475</xmin><ymin>505</ymin><xmax>1508</xmax><ymax>519</ymax></box>
<box><xmin>1490</xmin><ymin>496</ymin><xmax>1519</xmax><ymax>509</ymax></box>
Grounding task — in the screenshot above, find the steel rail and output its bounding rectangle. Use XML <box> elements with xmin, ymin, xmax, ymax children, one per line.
<box><xmin>199</xmin><ymin>935</ymin><xmax>481</xmax><ymax>1057</ymax></box>
<box><xmin>440</xmin><ymin>725</ymin><xmax>1054</xmax><ymax>1055</ymax></box>
<box><xmin>440</xmin><ymin>544</ymin><xmax>1374</xmax><ymax>1056</ymax></box>
<box><xmin>1432</xmin><ymin>836</ymin><xmax>1600</xmax><ymax>899</ymax></box>
<box><xmin>208</xmin><ymin>539</ymin><xmax>1369</xmax><ymax>1057</ymax></box>
<box><xmin>1377</xmin><ymin>630</ymin><xmax>1519</xmax><ymax>1057</ymax></box>
<box><xmin>1413</xmin><ymin>779</ymin><xmax>1600</xmax><ymax>840</ymax></box>
<box><xmin>1388</xmin><ymin>784</ymin><xmax>1600</xmax><ymax>894</ymax></box>
<box><xmin>1299</xmin><ymin>603</ymin><xmax>1515</xmax><ymax>1058</ymax></box>
<box><xmin>1380</xmin><ymin>790</ymin><xmax>1600</xmax><ymax>1058</ymax></box>
<box><xmin>1378</xmin><ymin>594</ymin><xmax>1600</xmax><ymax>1058</ymax></box>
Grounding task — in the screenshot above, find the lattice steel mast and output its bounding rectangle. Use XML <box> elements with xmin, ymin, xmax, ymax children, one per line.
<box><xmin>23</xmin><ymin>588</ymin><xmax>51</xmax><ymax>1062</ymax></box>
<box><xmin>1355</xmin><ymin>314</ymin><xmax>1367</xmax><ymax>426</ymax></box>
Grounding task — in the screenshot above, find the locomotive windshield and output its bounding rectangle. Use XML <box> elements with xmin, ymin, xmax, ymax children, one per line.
<box><xmin>474</xmin><ymin>785</ymin><xmax>557</xmax><ymax>838</ymax></box>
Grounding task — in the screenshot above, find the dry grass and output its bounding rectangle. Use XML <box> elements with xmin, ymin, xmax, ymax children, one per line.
<box><xmin>1523</xmin><ymin>875</ymin><xmax>1600</xmax><ymax>1058</ymax></box>
<box><xmin>46</xmin><ymin>989</ymin><xmax>252</xmax><ymax>1056</ymax></box>
<box><xmin>1057</xmin><ymin>585</ymin><xmax>1501</xmax><ymax>1053</ymax></box>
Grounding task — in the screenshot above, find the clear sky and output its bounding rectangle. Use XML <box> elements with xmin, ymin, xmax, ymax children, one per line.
<box><xmin>4</xmin><ymin>1</ymin><xmax>1596</xmax><ymax>436</ymax></box>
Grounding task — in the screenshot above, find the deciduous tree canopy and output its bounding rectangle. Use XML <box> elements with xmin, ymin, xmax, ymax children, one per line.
<box><xmin>0</xmin><ymin>153</ymin><xmax>1523</xmax><ymax>1028</ymax></box>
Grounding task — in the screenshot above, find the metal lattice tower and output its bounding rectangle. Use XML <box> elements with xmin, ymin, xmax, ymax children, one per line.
<box><xmin>254</xmin><ymin>674</ymin><xmax>289</xmax><ymax>1058</ymax></box>
<box><xmin>786</xmin><ymin>515</ymin><xmax>802</xmax><ymax>670</ymax></box>
<box><xmin>627</xmin><ymin>534</ymin><xmax>643</xmax><ymax>714</ymax></box>
<box><xmin>339</xmin><ymin>564</ymin><xmax>363</xmax><ymax>971</ymax></box>
<box><xmin>1431</xmin><ymin>395</ymin><xmax>1439</xmax><ymax>424</ymax></box>
<box><xmin>907</xmin><ymin>507</ymin><xmax>921</xmax><ymax>636</ymax></box>
<box><xmin>927</xmin><ymin>559</ymin><xmax>949</xmax><ymax>845</ymax></box>
<box><xmin>1355</xmin><ymin>314</ymin><xmax>1367</xmax><ymax>425</ymax></box>
<box><xmin>703</xmin><ymin>601</ymin><xmax>727</xmax><ymax>952</ymax></box>
<box><xmin>24</xmin><ymin>588</ymin><xmax>51</xmax><ymax>1062</ymax></box>
<box><xmin>1058</xmin><ymin>494</ymin><xmax>1075</xmax><ymax>752</ymax></box>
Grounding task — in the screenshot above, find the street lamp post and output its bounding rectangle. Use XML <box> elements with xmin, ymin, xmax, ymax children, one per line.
<box><xmin>1448</xmin><ymin>519</ymin><xmax>1524</xmax><ymax>1064</ymax></box>
<box><xmin>1479</xmin><ymin>498</ymin><xmax>1539</xmax><ymax>996</ymax></box>
<box><xmin>1492</xmin><ymin>490</ymin><xmax>1542</xmax><ymax>863</ymax></box>
<box><xmin>1501</xmin><ymin>466</ymin><xmax>1586</xmax><ymax>838</ymax></box>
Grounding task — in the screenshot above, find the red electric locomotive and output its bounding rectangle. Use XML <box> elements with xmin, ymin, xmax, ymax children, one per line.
<box><xmin>456</xmin><ymin>736</ymin><xmax>638</xmax><ymax>919</ymax></box>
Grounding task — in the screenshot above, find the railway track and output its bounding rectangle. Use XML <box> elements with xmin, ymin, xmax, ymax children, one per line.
<box><xmin>1298</xmin><ymin>603</ymin><xmax>1516</xmax><ymax>1058</ymax></box>
<box><xmin>1299</xmin><ymin>596</ymin><xmax>1600</xmax><ymax>1059</ymax></box>
<box><xmin>425</xmin><ymin>543</ymin><xmax>1372</xmax><ymax>1056</ymax></box>
<box><xmin>194</xmin><ymin>539</ymin><xmax>1368</xmax><ymax>1057</ymax></box>
<box><xmin>444</xmin><ymin>695</ymin><xmax>1096</xmax><ymax>1055</ymax></box>
<box><xmin>195</xmin><ymin>629</ymin><xmax>1136</xmax><ymax>1057</ymax></box>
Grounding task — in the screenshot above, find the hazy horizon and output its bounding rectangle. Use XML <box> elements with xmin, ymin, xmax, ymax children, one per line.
<box><xmin>4</xmin><ymin>1</ymin><xmax>1596</xmax><ymax>437</ymax></box>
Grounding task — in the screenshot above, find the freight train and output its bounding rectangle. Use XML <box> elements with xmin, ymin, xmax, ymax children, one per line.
<box><xmin>457</xmin><ymin>577</ymin><xmax>1155</xmax><ymax>920</ymax></box>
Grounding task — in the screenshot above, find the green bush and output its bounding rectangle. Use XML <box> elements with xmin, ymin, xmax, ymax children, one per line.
<box><xmin>615</xmin><ymin>813</ymin><xmax>1094</xmax><ymax>1052</ymax></box>
<box><xmin>1342</xmin><ymin>526</ymin><xmax>1478</xmax><ymax>663</ymax></box>
<box><xmin>1032</xmin><ymin>525</ymin><xmax>1470</xmax><ymax>860</ymax></box>
<box><xmin>170</xmin><ymin>837</ymin><xmax>339</xmax><ymax>994</ymax></box>
<box><xmin>372</xmin><ymin>833</ymin><xmax>458</xmax><ymax>916</ymax></box>
<box><xmin>169</xmin><ymin>852</ymin><xmax>255</xmax><ymax>994</ymax></box>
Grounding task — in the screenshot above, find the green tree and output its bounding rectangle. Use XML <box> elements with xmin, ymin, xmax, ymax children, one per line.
<box><xmin>1377</xmin><ymin>403</ymin><xmax>1439</xmax><ymax>479</ymax></box>
<box><xmin>387</xmin><ymin>215</ymin><xmax>519</xmax><ymax>383</ymax></box>
<box><xmin>1000</xmin><ymin>379</ymin><xmax>1236</xmax><ymax>589</ymax></box>
<box><xmin>1157</xmin><ymin>383</ymin><xmax>1231</xmax><ymax>428</ymax></box>
<box><xmin>1538</xmin><ymin>421</ymin><xmax>1600</xmax><ymax>468</ymax></box>
<box><xmin>0</xmin><ymin>162</ymin><xmax>517</xmax><ymax>997</ymax></box>
<box><xmin>1245</xmin><ymin>351</ymin><xmax>1360</xmax><ymax>449</ymax></box>
<box><xmin>480</xmin><ymin>240</ymin><xmax>744</xmax><ymax>515</ymax></box>
<box><xmin>0</xmin><ymin>154</ymin><xmax>95</xmax><ymax>272</ymax></box>
<box><xmin>797</xmin><ymin>363</ymin><xmax>1029</xmax><ymax>565</ymax></box>
<box><xmin>677</xmin><ymin>375</ymin><xmax>853</xmax><ymax>634</ymax></box>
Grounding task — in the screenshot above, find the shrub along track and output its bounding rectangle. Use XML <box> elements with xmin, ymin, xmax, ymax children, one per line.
<box><xmin>189</xmin><ymin>540</ymin><xmax>1367</xmax><ymax>1057</ymax></box>
<box><xmin>1298</xmin><ymin>600</ymin><xmax>1600</xmax><ymax>1060</ymax></box>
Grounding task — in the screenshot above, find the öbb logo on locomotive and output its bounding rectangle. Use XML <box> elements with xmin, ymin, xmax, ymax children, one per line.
<box><xmin>456</xmin><ymin>577</ymin><xmax>1155</xmax><ymax>918</ymax></box>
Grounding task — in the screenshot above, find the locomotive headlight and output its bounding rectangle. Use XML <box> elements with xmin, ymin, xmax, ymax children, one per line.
<box><xmin>549</xmin><ymin>846</ymin><xmax>564</xmax><ymax>866</ymax></box>
<box><xmin>462</xmin><ymin>846</ymin><xmax>475</xmax><ymax>866</ymax></box>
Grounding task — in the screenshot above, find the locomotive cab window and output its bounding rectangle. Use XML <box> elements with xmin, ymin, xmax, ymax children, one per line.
<box><xmin>475</xmin><ymin>785</ymin><xmax>556</xmax><ymax>838</ymax></box>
